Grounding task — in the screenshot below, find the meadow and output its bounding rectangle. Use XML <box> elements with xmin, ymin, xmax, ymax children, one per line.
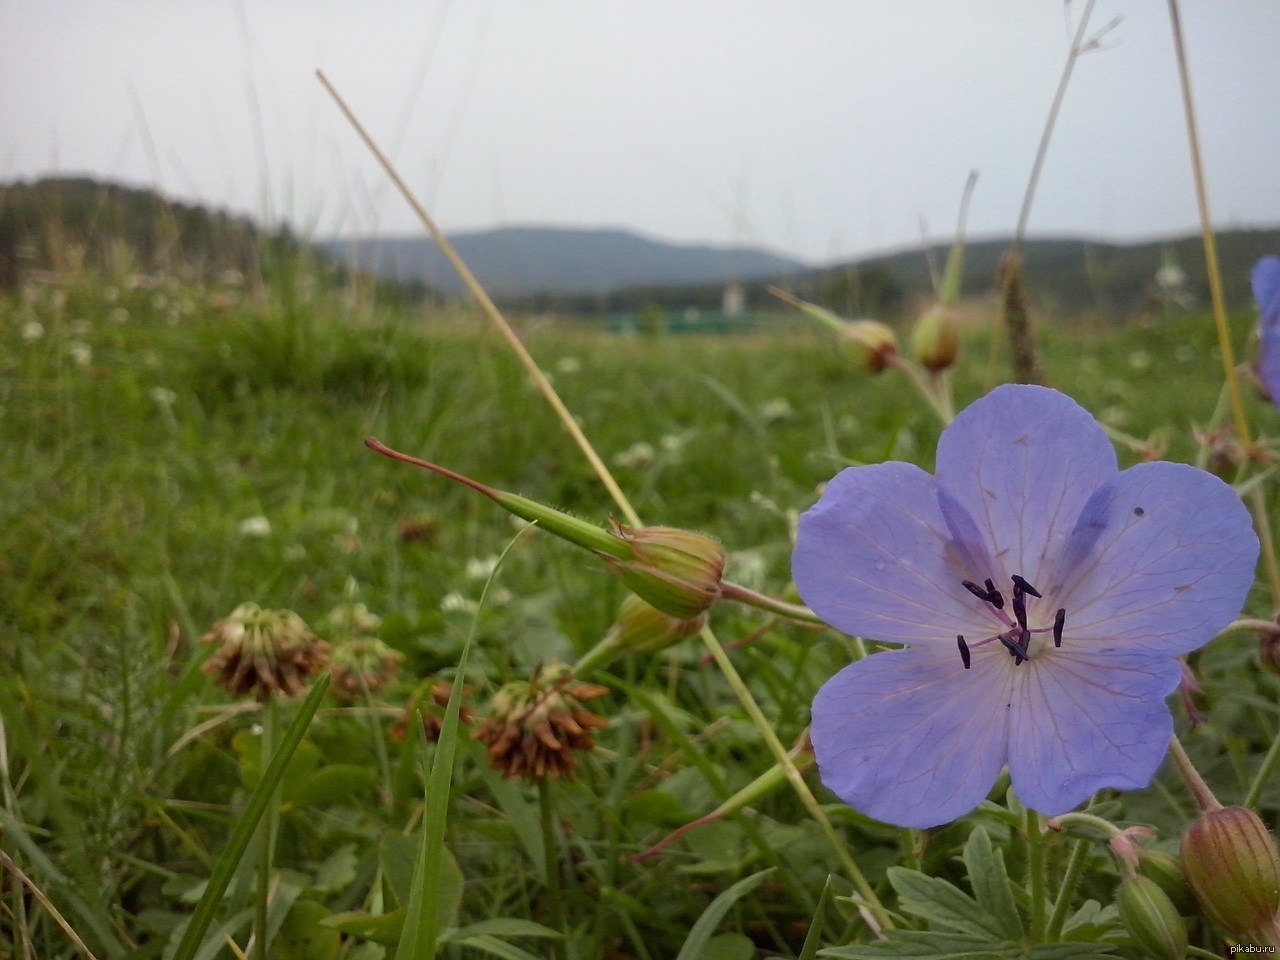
<box><xmin>2</xmin><ymin>260</ymin><xmax>1278</xmax><ymax>960</ymax></box>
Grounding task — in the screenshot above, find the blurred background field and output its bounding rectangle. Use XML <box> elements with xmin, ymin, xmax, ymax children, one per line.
<box><xmin>1</xmin><ymin>179</ymin><xmax>1277</xmax><ymax>958</ymax></box>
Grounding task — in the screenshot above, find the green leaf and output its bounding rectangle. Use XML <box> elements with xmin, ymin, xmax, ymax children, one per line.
<box><xmin>310</xmin><ymin>845</ymin><xmax>358</xmax><ymax>895</ymax></box>
<box><xmin>275</xmin><ymin>900</ymin><xmax>341</xmax><ymax>960</ymax></box>
<box><xmin>446</xmin><ymin>919</ymin><xmax>564</xmax><ymax>940</ymax></box>
<box><xmin>171</xmin><ymin>676</ymin><xmax>331</xmax><ymax>960</ymax></box>
<box><xmin>819</xmin><ymin>930</ymin><xmax>1015</xmax><ymax>959</ymax></box>
<box><xmin>290</xmin><ymin>763</ymin><xmax>377</xmax><ymax>806</ymax></box>
<box><xmin>674</xmin><ymin>867</ymin><xmax>773</xmax><ymax>960</ymax></box>
<box><xmin>963</xmin><ymin>828</ymin><xmax>1023</xmax><ymax>941</ymax></box>
<box><xmin>445</xmin><ymin>934</ymin><xmax>546</xmax><ymax>960</ymax></box>
<box><xmin>699</xmin><ymin>932</ymin><xmax>757</xmax><ymax>960</ymax></box>
<box><xmin>323</xmin><ymin>908</ymin><xmax>406</xmax><ymax>946</ymax></box>
<box><xmin>888</xmin><ymin>868</ymin><xmax>1008</xmax><ymax>941</ymax></box>
<box><xmin>1026</xmin><ymin>946</ymin><xmax>1121</xmax><ymax>959</ymax></box>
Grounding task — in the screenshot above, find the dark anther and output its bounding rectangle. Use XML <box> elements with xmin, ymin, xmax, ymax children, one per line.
<box><xmin>998</xmin><ymin>630</ymin><xmax>1029</xmax><ymax>665</ymax></box>
<box><xmin>957</xmin><ymin>635</ymin><xmax>971</xmax><ymax>670</ymax></box>
<box><xmin>1053</xmin><ymin>608</ymin><xmax>1065</xmax><ymax>647</ymax></box>
<box><xmin>963</xmin><ymin>578</ymin><xmax>1006</xmax><ymax>609</ymax></box>
<box><xmin>1012</xmin><ymin>592</ymin><xmax>1028</xmax><ymax>631</ymax></box>
<box><xmin>1010</xmin><ymin>574</ymin><xmax>1042</xmax><ymax>599</ymax></box>
<box><xmin>983</xmin><ymin>578</ymin><xmax>1005</xmax><ymax>609</ymax></box>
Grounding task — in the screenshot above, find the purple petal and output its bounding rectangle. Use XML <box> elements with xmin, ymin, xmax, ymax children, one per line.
<box><xmin>811</xmin><ymin>646</ymin><xmax>1009</xmax><ymax>829</ymax></box>
<box><xmin>1007</xmin><ymin>648</ymin><xmax>1181</xmax><ymax>816</ymax></box>
<box><xmin>934</xmin><ymin>385</ymin><xmax>1118</xmax><ymax>588</ymax></box>
<box><xmin>793</xmin><ymin>462</ymin><xmax>993</xmax><ymax>647</ymax></box>
<box><xmin>1054</xmin><ymin>461</ymin><xmax>1257</xmax><ymax>656</ymax></box>
<box><xmin>1255</xmin><ymin>258</ymin><xmax>1280</xmax><ymax>404</ymax></box>
<box><xmin>1253</xmin><ymin>256</ymin><xmax>1280</xmax><ymax>330</ymax></box>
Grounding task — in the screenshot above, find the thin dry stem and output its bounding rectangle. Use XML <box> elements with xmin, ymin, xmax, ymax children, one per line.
<box><xmin>0</xmin><ymin>848</ymin><xmax>102</xmax><ymax>960</ymax></box>
<box><xmin>317</xmin><ymin>70</ymin><xmax>642</xmax><ymax>527</ymax></box>
<box><xmin>1166</xmin><ymin>0</ymin><xmax>1252</xmax><ymax>450</ymax></box>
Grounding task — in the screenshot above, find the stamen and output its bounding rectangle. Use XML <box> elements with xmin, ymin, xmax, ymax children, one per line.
<box><xmin>1053</xmin><ymin>608</ymin><xmax>1065</xmax><ymax>647</ymax></box>
<box><xmin>983</xmin><ymin>578</ymin><xmax>1005</xmax><ymax>609</ymax></box>
<box><xmin>1012</xmin><ymin>592</ymin><xmax>1028</xmax><ymax>631</ymax></box>
<box><xmin>998</xmin><ymin>632</ymin><xmax>1026</xmax><ymax>664</ymax></box>
<box><xmin>962</xmin><ymin>579</ymin><xmax>991</xmax><ymax>603</ymax></box>
<box><xmin>956</xmin><ymin>635</ymin><xmax>971</xmax><ymax>670</ymax></box>
<box><xmin>1011</xmin><ymin>574</ymin><xmax>1042</xmax><ymax>599</ymax></box>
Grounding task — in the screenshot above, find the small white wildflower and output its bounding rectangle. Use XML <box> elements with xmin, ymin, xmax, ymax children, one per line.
<box><xmin>284</xmin><ymin>544</ymin><xmax>308</xmax><ymax>561</ymax></box>
<box><xmin>729</xmin><ymin>551</ymin><xmax>768</xmax><ymax>590</ymax></box>
<box><xmin>150</xmin><ymin>387</ymin><xmax>178</xmax><ymax>407</ymax></box>
<box><xmin>465</xmin><ymin>555</ymin><xmax>500</xmax><ymax>580</ymax></box>
<box><xmin>68</xmin><ymin>342</ymin><xmax>92</xmax><ymax>366</ymax></box>
<box><xmin>1128</xmin><ymin>350</ymin><xmax>1151</xmax><ymax>372</ymax></box>
<box><xmin>555</xmin><ymin>356</ymin><xmax>582</xmax><ymax>375</ymax></box>
<box><xmin>440</xmin><ymin>592</ymin><xmax>479</xmax><ymax>615</ymax></box>
<box><xmin>1100</xmin><ymin>405</ymin><xmax>1131</xmax><ymax>428</ymax></box>
<box><xmin>109</xmin><ymin>308</ymin><xmax>130</xmax><ymax>325</ymax></box>
<box><xmin>238</xmin><ymin>516</ymin><xmax>272</xmax><ymax>538</ymax></box>
<box><xmin>659</xmin><ymin>432</ymin><xmax>687</xmax><ymax>453</ymax></box>
<box><xmin>759</xmin><ymin>398</ymin><xmax>794</xmax><ymax>423</ymax></box>
<box><xmin>613</xmin><ymin>441</ymin><xmax>656</xmax><ymax>469</ymax></box>
<box><xmin>20</xmin><ymin>321</ymin><xmax>44</xmax><ymax>341</ymax></box>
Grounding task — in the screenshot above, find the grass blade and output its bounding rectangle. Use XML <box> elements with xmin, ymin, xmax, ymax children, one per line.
<box><xmin>674</xmin><ymin>867</ymin><xmax>773</xmax><ymax>960</ymax></box>
<box><xmin>171</xmin><ymin>675</ymin><xmax>331</xmax><ymax>960</ymax></box>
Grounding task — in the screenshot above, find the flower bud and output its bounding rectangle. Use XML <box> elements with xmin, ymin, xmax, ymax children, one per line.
<box><xmin>606</xmin><ymin>593</ymin><xmax>706</xmax><ymax>655</ymax></box>
<box><xmin>1180</xmin><ymin>805</ymin><xmax>1280</xmax><ymax>939</ymax></box>
<box><xmin>910</xmin><ymin>306</ymin><xmax>959</xmax><ymax>372</ymax></box>
<box><xmin>1116</xmin><ymin>875</ymin><xmax>1188</xmax><ymax>960</ymax></box>
<box><xmin>1137</xmin><ymin>850</ymin><xmax>1195</xmax><ymax>915</ymax></box>
<box><xmin>843</xmin><ymin>320</ymin><xmax>899</xmax><ymax>374</ymax></box>
<box><xmin>604</xmin><ymin>523</ymin><xmax>725</xmax><ymax>620</ymax></box>
<box><xmin>1259</xmin><ymin>632</ymin><xmax>1280</xmax><ymax>678</ymax></box>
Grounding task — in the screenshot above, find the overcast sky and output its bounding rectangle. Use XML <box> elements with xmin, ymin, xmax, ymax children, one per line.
<box><xmin>3</xmin><ymin>2</ymin><xmax>1278</xmax><ymax>264</ymax></box>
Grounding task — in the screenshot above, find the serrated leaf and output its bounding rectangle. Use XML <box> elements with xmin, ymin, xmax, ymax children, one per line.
<box><xmin>1060</xmin><ymin>900</ymin><xmax>1118</xmax><ymax>941</ymax></box>
<box><xmin>818</xmin><ymin>929</ymin><xmax>1017</xmax><ymax>959</ymax></box>
<box><xmin>888</xmin><ymin>868</ymin><xmax>1008</xmax><ymax>941</ymax></box>
<box><xmin>963</xmin><ymin>828</ymin><xmax>1023</xmax><ymax>941</ymax></box>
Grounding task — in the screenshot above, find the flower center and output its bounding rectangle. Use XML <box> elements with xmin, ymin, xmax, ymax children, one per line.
<box><xmin>954</xmin><ymin>575</ymin><xmax>1066</xmax><ymax>669</ymax></box>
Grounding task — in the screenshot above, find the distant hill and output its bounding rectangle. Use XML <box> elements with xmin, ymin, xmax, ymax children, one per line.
<box><xmin>319</xmin><ymin>226</ymin><xmax>809</xmax><ymax>299</ymax></box>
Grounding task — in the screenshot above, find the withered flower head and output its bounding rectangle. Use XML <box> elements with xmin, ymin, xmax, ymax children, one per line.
<box><xmin>328</xmin><ymin>636</ymin><xmax>404</xmax><ymax>701</ymax></box>
<box><xmin>200</xmin><ymin>602</ymin><xmax>329</xmax><ymax>701</ymax></box>
<box><xmin>390</xmin><ymin>680</ymin><xmax>477</xmax><ymax>743</ymax></box>
<box><xmin>323</xmin><ymin>601</ymin><xmax>382</xmax><ymax>638</ymax></box>
<box><xmin>472</xmin><ymin>662</ymin><xmax>609</xmax><ymax>782</ymax></box>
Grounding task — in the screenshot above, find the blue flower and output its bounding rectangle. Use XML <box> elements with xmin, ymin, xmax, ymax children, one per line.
<box><xmin>793</xmin><ymin>385</ymin><xmax>1257</xmax><ymax>829</ymax></box>
<box><xmin>1253</xmin><ymin>256</ymin><xmax>1280</xmax><ymax>405</ymax></box>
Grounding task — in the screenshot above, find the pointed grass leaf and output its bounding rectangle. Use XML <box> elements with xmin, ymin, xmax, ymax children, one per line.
<box><xmin>818</xmin><ymin>930</ymin><xmax>1015</xmax><ymax>958</ymax></box>
<box><xmin>963</xmin><ymin>828</ymin><xmax>1024</xmax><ymax>941</ymax></box>
<box><xmin>171</xmin><ymin>675</ymin><xmax>330</xmax><ymax>960</ymax></box>
<box><xmin>674</xmin><ymin>867</ymin><xmax>773</xmax><ymax>960</ymax></box>
<box><xmin>393</xmin><ymin>524</ymin><xmax>530</xmax><ymax>960</ymax></box>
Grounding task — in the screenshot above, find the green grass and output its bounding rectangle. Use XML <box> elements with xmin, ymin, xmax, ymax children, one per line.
<box><xmin>1</xmin><ymin>271</ymin><xmax>1277</xmax><ymax>959</ymax></box>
